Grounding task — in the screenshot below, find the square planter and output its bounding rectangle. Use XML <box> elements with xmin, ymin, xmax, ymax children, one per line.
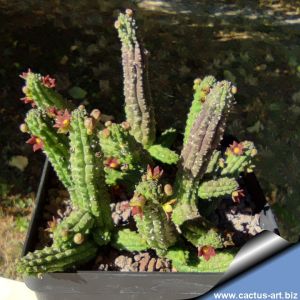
<box><xmin>22</xmin><ymin>155</ymin><xmax>278</xmax><ymax>300</ymax></box>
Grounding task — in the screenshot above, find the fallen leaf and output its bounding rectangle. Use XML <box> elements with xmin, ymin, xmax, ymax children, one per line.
<box><xmin>8</xmin><ymin>156</ymin><xmax>28</xmax><ymax>171</ymax></box>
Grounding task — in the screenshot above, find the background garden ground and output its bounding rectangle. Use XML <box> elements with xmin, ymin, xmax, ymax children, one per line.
<box><xmin>0</xmin><ymin>0</ymin><xmax>299</xmax><ymax>279</ymax></box>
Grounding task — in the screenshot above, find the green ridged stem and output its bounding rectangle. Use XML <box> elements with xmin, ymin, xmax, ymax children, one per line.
<box><xmin>116</xmin><ymin>11</ymin><xmax>156</xmax><ymax>147</ymax></box>
<box><xmin>166</xmin><ymin>246</ymin><xmax>235</xmax><ymax>272</ymax></box>
<box><xmin>25</xmin><ymin>109</ymin><xmax>70</xmax><ymax>185</ymax></box>
<box><xmin>133</xmin><ymin>177</ymin><xmax>178</xmax><ymax>256</ymax></box>
<box><xmin>112</xmin><ymin>228</ymin><xmax>148</xmax><ymax>252</ymax></box>
<box><xmin>172</xmin><ymin>175</ymin><xmax>200</xmax><ymax>226</ymax></box>
<box><xmin>198</xmin><ymin>177</ymin><xmax>239</xmax><ymax>199</ymax></box>
<box><xmin>205</xmin><ymin>150</ymin><xmax>221</xmax><ymax>175</ymax></box>
<box><xmin>25</xmin><ymin>109</ymin><xmax>73</xmax><ymax>188</ymax></box>
<box><xmin>69</xmin><ymin>109</ymin><xmax>113</xmax><ymax>242</ymax></box>
<box><xmin>182</xmin><ymin>225</ymin><xmax>223</xmax><ymax>249</ymax></box>
<box><xmin>146</xmin><ymin>144</ymin><xmax>179</xmax><ymax>164</ymax></box>
<box><xmin>17</xmin><ymin>242</ymin><xmax>98</xmax><ymax>276</ymax></box>
<box><xmin>53</xmin><ymin>210</ymin><xmax>94</xmax><ymax>248</ymax></box>
<box><xmin>172</xmin><ymin>81</ymin><xmax>235</xmax><ymax>226</ymax></box>
<box><xmin>156</xmin><ymin>128</ymin><xmax>177</xmax><ymax>148</ymax></box>
<box><xmin>183</xmin><ymin>76</ymin><xmax>217</xmax><ymax>144</ymax></box>
<box><xmin>221</xmin><ymin>141</ymin><xmax>257</xmax><ymax>176</ymax></box>
<box><xmin>23</xmin><ymin>72</ymin><xmax>73</xmax><ymax>110</ymax></box>
<box><xmin>99</xmin><ymin>123</ymin><xmax>150</xmax><ymax>187</ymax></box>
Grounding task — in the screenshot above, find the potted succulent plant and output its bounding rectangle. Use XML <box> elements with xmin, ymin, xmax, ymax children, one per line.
<box><xmin>17</xmin><ymin>9</ymin><xmax>277</xmax><ymax>300</ymax></box>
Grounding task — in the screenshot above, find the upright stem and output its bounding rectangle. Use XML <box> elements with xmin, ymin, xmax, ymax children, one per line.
<box><xmin>116</xmin><ymin>10</ymin><xmax>156</xmax><ymax>147</ymax></box>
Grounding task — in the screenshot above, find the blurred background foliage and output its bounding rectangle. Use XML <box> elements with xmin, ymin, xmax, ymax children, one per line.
<box><xmin>0</xmin><ymin>0</ymin><xmax>299</xmax><ymax>278</ymax></box>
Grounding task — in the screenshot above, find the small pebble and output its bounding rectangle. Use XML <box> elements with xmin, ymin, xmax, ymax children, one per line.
<box><xmin>134</xmin><ymin>254</ymin><xmax>141</xmax><ymax>262</ymax></box>
<box><xmin>147</xmin><ymin>258</ymin><xmax>156</xmax><ymax>272</ymax></box>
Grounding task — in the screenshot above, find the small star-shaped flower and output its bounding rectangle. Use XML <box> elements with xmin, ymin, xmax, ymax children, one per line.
<box><xmin>19</xmin><ymin>68</ymin><xmax>32</xmax><ymax>79</ymax></box>
<box><xmin>20</xmin><ymin>96</ymin><xmax>35</xmax><ymax>107</ymax></box>
<box><xmin>231</xmin><ymin>189</ymin><xmax>245</xmax><ymax>203</ymax></box>
<box><xmin>146</xmin><ymin>165</ymin><xmax>163</xmax><ymax>180</ymax></box>
<box><xmin>229</xmin><ymin>141</ymin><xmax>244</xmax><ymax>156</ymax></box>
<box><xmin>45</xmin><ymin>216</ymin><xmax>58</xmax><ymax>233</ymax></box>
<box><xmin>198</xmin><ymin>245</ymin><xmax>216</xmax><ymax>261</ymax></box>
<box><xmin>26</xmin><ymin>135</ymin><xmax>44</xmax><ymax>152</ymax></box>
<box><xmin>41</xmin><ymin>75</ymin><xmax>56</xmax><ymax>88</ymax></box>
<box><xmin>53</xmin><ymin>109</ymin><xmax>71</xmax><ymax>134</ymax></box>
<box><xmin>104</xmin><ymin>157</ymin><xmax>120</xmax><ymax>169</ymax></box>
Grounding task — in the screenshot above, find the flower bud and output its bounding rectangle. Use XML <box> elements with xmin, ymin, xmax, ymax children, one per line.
<box><xmin>84</xmin><ymin>117</ymin><xmax>96</xmax><ymax>135</ymax></box>
<box><xmin>193</xmin><ymin>78</ymin><xmax>201</xmax><ymax>85</ymax></box>
<box><xmin>19</xmin><ymin>123</ymin><xmax>28</xmax><ymax>133</ymax></box>
<box><xmin>90</xmin><ymin>109</ymin><xmax>101</xmax><ymax>121</ymax></box>
<box><xmin>114</xmin><ymin>20</ymin><xmax>121</xmax><ymax>29</ymax></box>
<box><xmin>250</xmin><ymin>148</ymin><xmax>257</xmax><ymax>157</ymax></box>
<box><xmin>105</xmin><ymin>120</ymin><xmax>112</xmax><ymax>127</ymax></box>
<box><xmin>22</xmin><ymin>86</ymin><xmax>28</xmax><ymax>94</ymax></box>
<box><xmin>102</xmin><ymin>128</ymin><xmax>110</xmax><ymax>138</ymax></box>
<box><xmin>125</xmin><ymin>8</ymin><xmax>133</xmax><ymax>16</ymax></box>
<box><xmin>164</xmin><ymin>184</ymin><xmax>173</xmax><ymax>196</ymax></box>
<box><xmin>73</xmin><ymin>233</ymin><xmax>85</xmax><ymax>245</ymax></box>
<box><xmin>231</xmin><ymin>86</ymin><xmax>237</xmax><ymax>94</ymax></box>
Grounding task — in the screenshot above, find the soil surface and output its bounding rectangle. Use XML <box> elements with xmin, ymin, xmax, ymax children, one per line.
<box><xmin>36</xmin><ymin>169</ymin><xmax>264</xmax><ymax>273</ymax></box>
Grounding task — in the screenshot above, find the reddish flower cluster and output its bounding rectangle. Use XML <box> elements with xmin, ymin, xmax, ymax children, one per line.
<box><xmin>20</xmin><ymin>74</ymin><xmax>35</xmax><ymax>107</ymax></box>
<box><xmin>229</xmin><ymin>141</ymin><xmax>244</xmax><ymax>156</ymax></box>
<box><xmin>41</xmin><ymin>75</ymin><xmax>56</xmax><ymax>88</ymax></box>
<box><xmin>198</xmin><ymin>245</ymin><xmax>216</xmax><ymax>261</ymax></box>
<box><xmin>26</xmin><ymin>135</ymin><xmax>44</xmax><ymax>152</ymax></box>
<box><xmin>53</xmin><ymin>109</ymin><xmax>71</xmax><ymax>134</ymax></box>
<box><xmin>146</xmin><ymin>165</ymin><xmax>163</xmax><ymax>180</ymax></box>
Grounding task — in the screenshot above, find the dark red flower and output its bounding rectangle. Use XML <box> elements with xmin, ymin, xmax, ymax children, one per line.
<box><xmin>131</xmin><ymin>206</ymin><xmax>144</xmax><ymax>218</ymax></box>
<box><xmin>53</xmin><ymin>109</ymin><xmax>71</xmax><ymax>133</ymax></box>
<box><xmin>198</xmin><ymin>245</ymin><xmax>216</xmax><ymax>261</ymax></box>
<box><xmin>231</xmin><ymin>189</ymin><xmax>245</xmax><ymax>203</ymax></box>
<box><xmin>146</xmin><ymin>165</ymin><xmax>163</xmax><ymax>180</ymax></box>
<box><xmin>228</xmin><ymin>141</ymin><xmax>244</xmax><ymax>156</ymax></box>
<box><xmin>19</xmin><ymin>69</ymin><xmax>32</xmax><ymax>79</ymax></box>
<box><xmin>26</xmin><ymin>135</ymin><xmax>44</xmax><ymax>152</ymax></box>
<box><xmin>130</xmin><ymin>195</ymin><xmax>146</xmax><ymax>218</ymax></box>
<box><xmin>47</xmin><ymin>107</ymin><xmax>59</xmax><ymax>118</ymax></box>
<box><xmin>20</xmin><ymin>96</ymin><xmax>35</xmax><ymax>107</ymax></box>
<box><xmin>104</xmin><ymin>157</ymin><xmax>120</xmax><ymax>169</ymax></box>
<box><xmin>41</xmin><ymin>75</ymin><xmax>56</xmax><ymax>88</ymax></box>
